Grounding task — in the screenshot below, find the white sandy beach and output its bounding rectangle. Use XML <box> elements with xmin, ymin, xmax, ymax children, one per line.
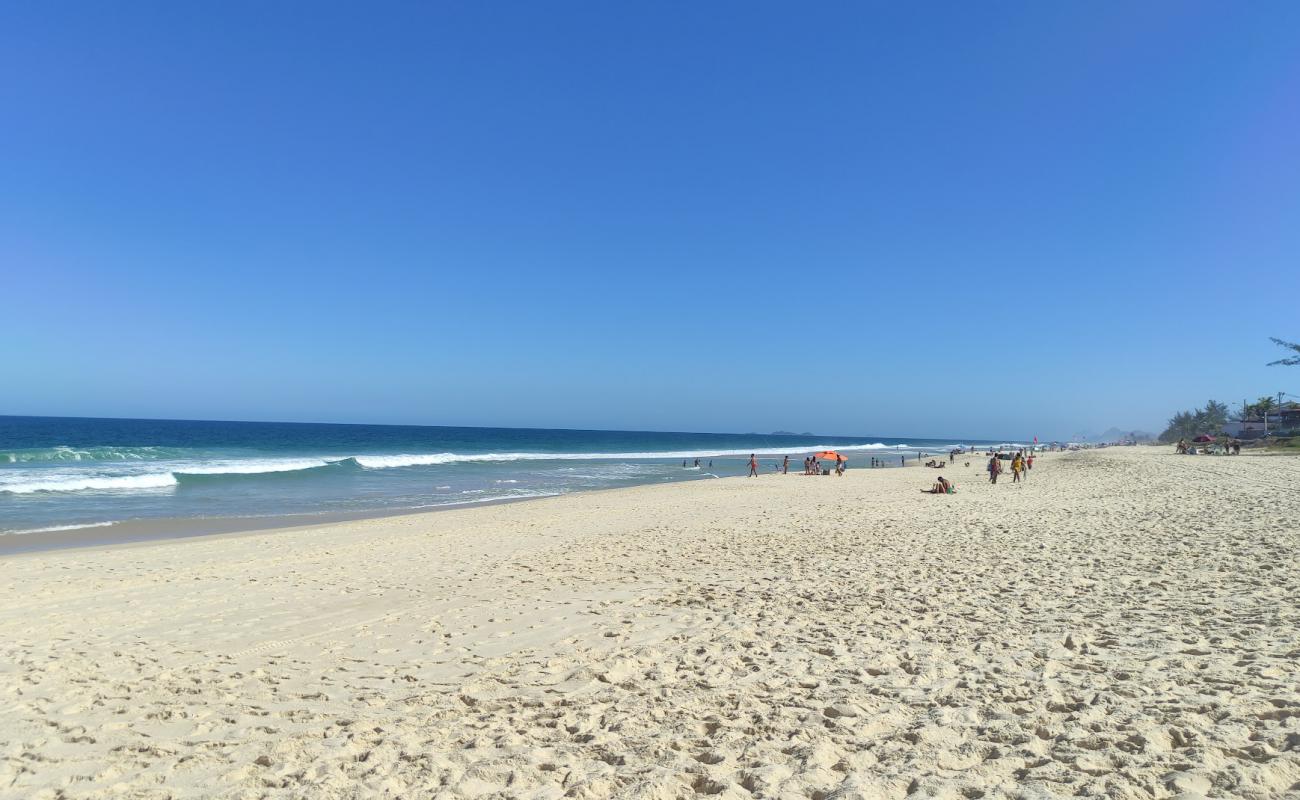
<box><xmin>2</xmin><ymin>448</ymin><xmax>1299</xmax><ymax>799</ymax></box>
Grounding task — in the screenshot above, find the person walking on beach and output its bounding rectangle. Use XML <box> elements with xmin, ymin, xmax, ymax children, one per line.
<box><xmin>783</xmin><ymin>455</ymin><xmax>789</xmax><ymax>474</ymax></box>
<box><xmin>988</xmin><ymin>456</ymin><xmax>1001</xmax><ymax>484</ymax></box>
<box><xmin>1011</xmin><ymin>454</ymin><xmax>1023</xmax><ymax>483</ymax></box>
<box><xmin>836</xmin><ymin>456</ymin><xmax>845</xmax><ymax>476</ymax></box>
<box><xmin>748</xmin><ymin>454</ymin><xmax>758</xmax><ymax>477</ymax></box>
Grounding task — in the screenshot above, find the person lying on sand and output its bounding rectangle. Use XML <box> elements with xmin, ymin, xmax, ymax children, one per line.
<box><xmin>922</xmin><ymin>477</ymin><xmax>953</xmax><ymax>494</ymax></box>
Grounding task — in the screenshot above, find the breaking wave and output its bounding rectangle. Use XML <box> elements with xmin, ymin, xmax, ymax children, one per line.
<box><xmin>1</xmin><ymin>443</ymin><xmax>927</xmax><ymax>495</ymax></box>
<box><xmin>2</xmin><ymin>445</ymin><xmax>188</xmax><ymax>464</ymax></box>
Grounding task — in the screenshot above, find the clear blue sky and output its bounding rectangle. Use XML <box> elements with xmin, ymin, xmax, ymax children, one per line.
<box><xmin>3</xmin><ymin>3</ymin><xmax>1298</xmax><ymax>440</ymax></box>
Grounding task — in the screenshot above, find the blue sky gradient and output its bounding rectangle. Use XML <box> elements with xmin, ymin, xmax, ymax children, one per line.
<box><xmin>3</xmin><ymin>2</ymin><xmax>1298</xmax><ymax>440</ymax></box>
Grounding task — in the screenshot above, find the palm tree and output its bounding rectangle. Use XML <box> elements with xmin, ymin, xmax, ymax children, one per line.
<box><xmin>1269</xmin><ymin>337</ymin><xmax>1300</xmax><ymax>366</ymax></box>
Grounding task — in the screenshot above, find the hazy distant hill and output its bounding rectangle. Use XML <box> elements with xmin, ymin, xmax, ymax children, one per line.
<box><xmin>771</xmin><ymin>431</ymin><xmax>815</xmax><ymax>437</ymax></box>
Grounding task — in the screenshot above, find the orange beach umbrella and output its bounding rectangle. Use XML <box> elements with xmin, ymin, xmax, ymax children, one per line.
<box><xmin>813</xmin><ymin>450</ymin><xmax>843</xmax><ymax>461</ymax></box>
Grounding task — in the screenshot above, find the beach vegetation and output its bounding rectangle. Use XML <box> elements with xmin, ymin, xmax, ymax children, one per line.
<box><xmin>1239</xmin><ymin>396</ymin><xmax>1277</xmax><ymax>420</ymax></box>
<box><xmin>1158</xmin><ymin>399</ymin><xmax>1229</xmax><ymax>442</ymax></box>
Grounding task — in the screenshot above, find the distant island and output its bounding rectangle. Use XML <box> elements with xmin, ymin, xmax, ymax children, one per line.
<box><xmin>771</xmin><ymin>431</ymin><xmax>815</xmax><ymax>437</ymax></box>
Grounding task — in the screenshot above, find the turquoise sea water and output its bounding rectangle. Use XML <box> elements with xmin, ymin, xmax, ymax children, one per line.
<box><xmin>0</xmin><ymin>416</ymin><xmax>1006</xmax><ymax>537</ymax></box>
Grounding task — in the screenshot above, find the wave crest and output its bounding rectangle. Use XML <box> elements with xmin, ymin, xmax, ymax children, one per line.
<box><xmin>3</xmin><ymin>445</ymin><xmax>185</xmax><ymax>464</ymax></box>
<box><xmin>1</xmin><ymin>473</ymin><xmax>178</xmax><ymax>494</ymax></box>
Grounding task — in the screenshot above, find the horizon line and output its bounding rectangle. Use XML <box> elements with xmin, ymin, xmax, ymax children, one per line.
<box><xmin>0</xmin><ymin>412</ymin><xmax>1037</xmax><ymax>445</ymax></box>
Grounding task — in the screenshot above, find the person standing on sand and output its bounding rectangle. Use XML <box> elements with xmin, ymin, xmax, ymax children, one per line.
<box><xmin>988</xmin><ymin>456</ymin><xmax>1001</xmax><ymax>484</ymax></box>
<box><xmin>783</xmin><ymin>455</ymin><xmax>789</xmax><ymax>474</ymax></box>
<box><xmin>748</xmin><ymin>454</ymin><xmax>758</xmax><ymax>477</ymax></box>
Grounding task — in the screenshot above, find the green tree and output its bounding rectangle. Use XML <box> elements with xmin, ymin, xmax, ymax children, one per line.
<box><xmin>1240</xmin><ymin>396</ymin><xmax>1277</xmax><ymax>419</ymax></box>
<box><xmin>1158</xmin><ymin>400</ymin><xmax>1229</xmax><ymax>442</ymax></box>
<box><xmin>1268</xmin><ymin>337</ymin><xmax>1300</xmax><ymax>366</ymax></box>
<box><xmin>1200</xmin><ymin>399</ymin><xmax>1229</xmax><ymax>432</ymax></box>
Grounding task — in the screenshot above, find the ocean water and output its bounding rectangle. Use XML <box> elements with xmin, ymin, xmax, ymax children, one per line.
<box><xmin>0</xmin><ymin>416</ymin><xmax>999</xmax><ymax>537</ymax></box>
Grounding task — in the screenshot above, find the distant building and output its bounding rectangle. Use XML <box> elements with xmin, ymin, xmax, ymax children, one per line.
<box><xmin>1223</xmin><ymin>420</ymin><xmax>1267</xmax><ymax>438</ymax></box>
<box><xmin>1223</xmin><ymin>403</ymin><xmax>1300</xmax><ymax>438</ymax></box>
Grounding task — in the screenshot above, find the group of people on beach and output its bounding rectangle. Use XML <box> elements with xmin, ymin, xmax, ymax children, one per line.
<box><xmin>1175</xmin><ymin>438</ymin><xmax>1241</xmax><ymax>455</ymax></box>
<box><xmin>986</xmin><ymin>449</ymin><xmax>1033</xmax><ymax>484</ymax></box>
<box><xmin>783</xmin><ymin>454</ymin><xmax>846</xmax><ymax>476</ymax></box>
<box><xmin>744</xmin><ymin>453</ymin><xmax>848</xmax><ymax>477</ymax></box>
<box><xmin>925</xmin><ymin>448</ymin><xmax>1036</xmax><ymax>495</ymax></box>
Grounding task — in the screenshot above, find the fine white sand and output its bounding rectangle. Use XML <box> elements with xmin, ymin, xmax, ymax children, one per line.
<box><xmin>2</xmin><ymin>448</ymin><xmax>1299</xmax><ymax>799</ymax></box>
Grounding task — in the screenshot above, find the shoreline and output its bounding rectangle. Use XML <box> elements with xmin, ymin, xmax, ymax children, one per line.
<box><xmin>0</xmin><ymin>449</ymin><xmax>948</xmax><ymax>556</ymax></box>
<box><xmin>0</xmin><ymin>492</ymin><xmax>565</xmax><ymax>557</ymax></box>
<box><xmin>9</xmin><ymin>448</ymin><xmax>1290</xmax><ymax>797</ymax></box>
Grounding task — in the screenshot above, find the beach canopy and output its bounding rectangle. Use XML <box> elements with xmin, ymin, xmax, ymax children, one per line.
<box><xmin>813</xmin><ymin>450</ymin><xmax>843</xmax><ymax>461</ymax></box>
<box><xmin>1193</xmin><ymin>435</ymin><xmax>1214</xmax><ymax>442</ymax></box>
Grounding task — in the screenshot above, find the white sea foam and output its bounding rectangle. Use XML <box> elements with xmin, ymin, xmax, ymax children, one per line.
<box><xmin>0</xmin><ymin>443</ymin><xmax>936</xmax><ymax>495</ymax></box>
<box><xmin>3</xmin><ymin>521</ymin><xmax>118</xmax><ymax>535</ymax></box>
<box><xmin>175</xmin><ymin>459</ymin><xmax>332</xmax><ymax>476</ymax></box>
<box><xmin>349</xmin><ymin>443</ymin><xmax>912</xmax><ymax>470</ymax></box>
<box><xmin>407</xmin><ymin>491</ymin><xmax>559</xmax><ymax>510</ymax></box>
<box><xmin>0</xmin><ymin>473</ymin><xmax>178</xmax><ymax>494</ymax></box>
